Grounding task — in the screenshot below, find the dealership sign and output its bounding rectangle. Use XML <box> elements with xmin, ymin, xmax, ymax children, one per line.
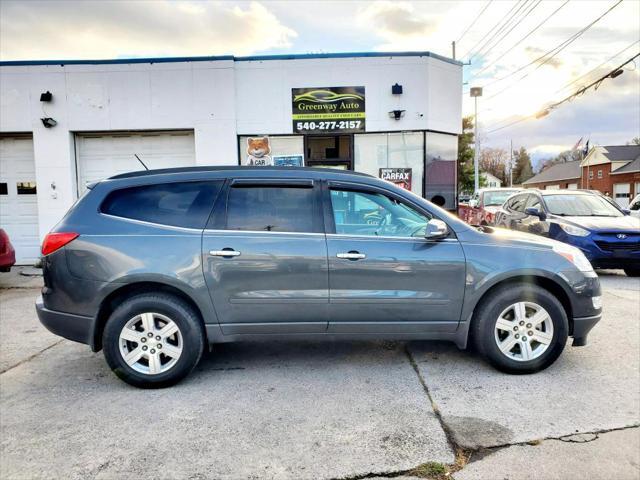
<box><xmin>292</xmin><ymin>86</ymin><xmax>365</xmax><ymax>134</ymax></box>
<box><xmin>380</xmin><ymin>168</ymin><xmax>412</xmax><ymax>191</ymax></box>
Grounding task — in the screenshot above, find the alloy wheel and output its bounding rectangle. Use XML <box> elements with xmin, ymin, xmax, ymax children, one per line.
<box><xmin>494</xmin><ymin>302</ymin><xmax>554</xmax><ymax>362</ymax></box>
<box><xmin>118</xmin><ymin>312</ymin><xmax>183</xmax><ymax>375</ymax></box>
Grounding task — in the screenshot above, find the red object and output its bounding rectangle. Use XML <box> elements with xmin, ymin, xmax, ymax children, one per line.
<box><xmin>41</xmin><ymin>232</ymin><xmax>79</xmax><ymax>256</ymax></box>
<box><xmin>0</xmin><ymin>229</ymin><xmax>16</xmax><ymax>271</ymax></box>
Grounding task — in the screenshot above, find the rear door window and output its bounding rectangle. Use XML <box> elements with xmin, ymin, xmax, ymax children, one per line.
<box><xmin>101</xmin><ymin>181</ymin><xmax>223</xmax><ymax>228</ymax></box>
<box><xmin>225</xmin><ymin>185</ymin><xmax>318</xmax><ymax>233</ymax></box>
<box><xmin>510</xmin><ymin>194</ymin><xmax>528</xmax><ymax>213</ymax></box>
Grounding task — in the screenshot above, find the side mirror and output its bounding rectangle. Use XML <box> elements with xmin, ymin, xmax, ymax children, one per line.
<box><xmin>425</xmin><ymin>219</ymin><xmax>449</xmax><ymax>239</ymax></box>
<box><xmin>622</xmin><ymin>209</ymin><xmax>630</xmax><ymax>216</ymax></box>
<box><xmin>525</xmin><ymin>207</ymin><xmax>546</xmax><ymax>221</ymax></box>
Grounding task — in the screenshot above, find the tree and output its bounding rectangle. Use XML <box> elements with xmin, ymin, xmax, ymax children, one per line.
<box><xmin>480</xmin><ymin>147</ymin><xmax>508</xmax><ymax>184</ymax></box>
<box><xmin>628</xmin><ymin>137</ymin><xmax>640</xmax><ymax>145</ymax></box>
<box><xmin>512</xmin><ymin>147</ymin><xmax>534</xmax><ymax>184</ymax></box>
<box><xmin>538</xmin><ymin>149</ymin><xmax>581</xmax><ymax>173</ymax></box>
<box><xmin>457</xmin><ymin>116</ymin><xmax>476</xmax><ymax>194</ymax></box>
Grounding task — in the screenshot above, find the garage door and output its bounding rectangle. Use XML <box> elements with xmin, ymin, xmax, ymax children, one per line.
<box><xmin>0</xmin><ymin>136</ymin><xmax>40</xmax><ymax>264</ymax></box>
<box><xmin>613</xmin><ymin>183</ymin><xmax>631</xmax><ymax>208</ymax></box>
<box><xmin>75</xmin><ymin>131</ymin><xmax>196</xmax><ymax>193</ymax></box>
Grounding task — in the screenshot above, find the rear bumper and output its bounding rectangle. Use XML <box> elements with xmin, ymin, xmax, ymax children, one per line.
<box><xmin>571</xmin><ymin>313</ymin><xmax>601</xmax><ymax>347</ymax></box>
<box><xmin>0</xmin><ymin>249</ymin><xmax>16</xmax><ymax>271</ymax></box>
<box><xmin>36</xmin><ymin>295</ymin><xmax>97</xmax><ymax>349</ymax></box>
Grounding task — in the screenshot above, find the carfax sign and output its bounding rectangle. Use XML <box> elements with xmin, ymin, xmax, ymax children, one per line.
<box><xmin>292</xmin><ymin>86</ymin><xmax>365</xmax><ymax>134</ymax></box>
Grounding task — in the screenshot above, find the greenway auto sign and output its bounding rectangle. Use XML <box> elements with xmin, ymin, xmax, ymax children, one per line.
<box><xmin>292</xmin><ymin>86</ymin><xmax>365</xmax><ymax>133</ymax></box>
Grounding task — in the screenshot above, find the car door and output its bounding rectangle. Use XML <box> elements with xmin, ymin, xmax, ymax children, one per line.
<box><xmin>324</xmin><ymin>182</ymin><xmax>466</xmax><ymax>334</ymax></box>
<box><xmin>202</xmin><ymin>178</ymin><xmax>329</xmax><ymax>335</ymax></box>
<box><xmin>506</xmin><ymin>193</ymin><xmax>529</xmax><ymax>231</ymax></box>
<box><xmin>522</xmin><ymin>194</ymin><xmax>550</xmax><ymax>236</ymax></box>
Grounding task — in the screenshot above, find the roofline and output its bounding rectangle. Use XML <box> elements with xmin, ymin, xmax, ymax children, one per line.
<box><xmin>0</xmin><ymin>51</ymin><xmax>462</xmax><ymax>67</ymax></box>
<box><xmin>610</xmin><ymin>168</ymin><xmax>640</xmax><ymax>175</ymax></box>
<box><xmin>522</xmin><ymin>174</ymin><xmax>581</xmax><ymax>184</ymax></box>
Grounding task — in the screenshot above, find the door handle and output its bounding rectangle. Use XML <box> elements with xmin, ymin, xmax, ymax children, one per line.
<box><xmin>210</xmin><ymin>249</ymin><xmax>241</xmax><ymax>257</ymax></box>
<box><xmin>337</xmin><ymin>252</ymin><xmax>366</xmax><ymax>260</ymax></box>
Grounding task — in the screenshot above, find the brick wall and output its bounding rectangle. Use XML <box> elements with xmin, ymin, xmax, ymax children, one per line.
<box><xmin>611</xmin><ymin>171</ymin><xmax>640</xmax><ymax>197</ymax></box>
<box><xmin>582</xmin><ymin>163</ymin><xmax>612</xmax><ymax>193</ymax></box>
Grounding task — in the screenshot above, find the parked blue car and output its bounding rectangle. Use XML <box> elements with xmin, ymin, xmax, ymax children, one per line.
<box><xmin>495</xmin><ymin>189</ymin><xmax>640</xmax><ymax>277</ymax></box>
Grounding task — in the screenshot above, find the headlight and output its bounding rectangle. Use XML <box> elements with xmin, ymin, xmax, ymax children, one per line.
<box><xmin>552</xmin><ymin>242</ymin><xmax>594</xmax><ymax>272</ymax></box>
<box><xmin>559</xmin><ymin>223</ymin><xmax>590</xmax><ymax>237</ymax></box>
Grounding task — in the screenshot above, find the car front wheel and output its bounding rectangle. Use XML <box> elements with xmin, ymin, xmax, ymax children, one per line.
<box><xmin>103</xmin><ymin>293</ymin><xmax>205</xmax><ymax>388</ymax></box>
<box><xmin>473</xmin><ymin>283</ymin><xmax>568</xmax><ymax>374</ymax></box>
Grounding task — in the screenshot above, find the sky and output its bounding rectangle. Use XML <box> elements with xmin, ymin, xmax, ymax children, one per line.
<box><xmin>1</xmin><ymin>0</ymin><xmax>639</xmax><ymax>168</ymax></box>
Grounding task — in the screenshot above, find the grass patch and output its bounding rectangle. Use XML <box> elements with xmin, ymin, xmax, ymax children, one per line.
<box><xmin>407</xmin><ymin>461</ymin><xmax>447</xmax><ymax>479</ymax></box>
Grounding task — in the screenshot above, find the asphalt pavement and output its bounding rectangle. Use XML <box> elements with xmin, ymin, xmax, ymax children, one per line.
<box><xmin>0</xmin><ymin>268</ymin><xmax>638</xmax><ymax>479</ymax></box>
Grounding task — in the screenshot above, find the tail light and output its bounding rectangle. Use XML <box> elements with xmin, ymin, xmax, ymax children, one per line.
<box><xmin>41</xmin><ymin>232</ymin><xmax>79</xmax><ymax>256</ymax></box>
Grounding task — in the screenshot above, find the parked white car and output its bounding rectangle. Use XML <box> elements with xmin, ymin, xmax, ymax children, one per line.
<box><xmin>629</xmin><ymin>194</ymin><xmax>640</xmax><ymax>218</ymax></box>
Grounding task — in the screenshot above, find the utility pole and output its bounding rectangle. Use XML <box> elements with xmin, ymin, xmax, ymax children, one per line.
<box><xmin>510</xmin><ymin>139</ymin><xmax>513</xmax><ymax>187</ymax></box>
<box><xmin>470</xmin><ymin>87</ymin><xmax>483</xmax><ymax>192</ymax></box>
<box><xmin>452</xmin><ymin>41</ymin><xmax>456</xmax><ymax>60</ymax></box>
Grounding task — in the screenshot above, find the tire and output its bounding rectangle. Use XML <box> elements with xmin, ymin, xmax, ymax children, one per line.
<box><xmin>472</xmin><ymin>283</ymin><xmax>568</xmax><ymax>374</ymax></box>
<box><xmin>103</xmin><ymin>293</ymin><xmax>205</xmax><ymax>388</ymax></box>
<box><xmin>624</xmin><ymin>268</ymin><xmax>640</xmax><ymax>277</ymax></box>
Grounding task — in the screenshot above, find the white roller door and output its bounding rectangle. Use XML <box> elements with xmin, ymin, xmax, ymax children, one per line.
<box><xmin>0</xmin><ymin>136</ymin><xmax>40</xmax><ymax>264</ymax></box>
<box><xmin>75</xmin><ymin>131</ymin><xmax>196</xmax><ymax>193</ymax></box>
<box><xmin>613</xmin><ymin>183</ymin><xmax>631</xmax><ymax>208</ymax></box>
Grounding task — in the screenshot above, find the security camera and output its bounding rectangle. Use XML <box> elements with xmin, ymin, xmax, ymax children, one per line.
<box><xmin>41</xmin><ymin>117</ymin><xmax>57</xmax><ymax>128</ymax></box>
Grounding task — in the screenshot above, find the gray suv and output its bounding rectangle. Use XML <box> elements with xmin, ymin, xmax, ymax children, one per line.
<box><xmin>36</xmin><ymin>167</ymin><xmax>602</xmax><ymax>388</ymax></box>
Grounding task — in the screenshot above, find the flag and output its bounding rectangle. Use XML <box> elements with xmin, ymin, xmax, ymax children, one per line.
<box><xmin>572</xmin><ymin>137</ymin><xmax>583</xmax><ymax>150</ymax></box>
<box><xmin>583</xmin><ymin>140</ymin><xmax>590</xmax><ymax>157</ymax></box>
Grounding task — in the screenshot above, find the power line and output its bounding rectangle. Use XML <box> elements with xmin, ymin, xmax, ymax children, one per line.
<box><xmin>554</xmin><ymin>40</ymin><xmax>639</xmax><ymax>94</ymax></box>
<box><xmin>469</xmin><ymin>0</ymin><xmax>531</xmax><ymax>61</ymax></box>
<box><xmin>482</xmin><ymin>0</ymin><xmax>624</xmax><ymax>101</ymax></box>
<box><xmin>473</xmin><ymin>0</ymin><xmax>542</xmax><ymax>62</ymax></box>
<box><xmin>474</xmin><ymin>0</ymin><xmax>570</xmax><ymax>77</ymax></box>
<box><xmin>461</xmin><ymin>0</ymin><xmax>523</xmax><ymax>59</ymax></box>
<box><xmin>456</xmin><ymin>0</ymin><xmax>493</xmax><ymax>44</ymax></box>
<box><xmin>485</xmin><ymin>53</ymin><xmax>639</xmax><ymax>134</ymax></box>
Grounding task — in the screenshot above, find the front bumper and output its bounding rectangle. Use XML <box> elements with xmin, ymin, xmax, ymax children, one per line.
<box><xmin>36</xmin><ymin>295</ymin><xmax>96</xmax><ymax>348</ymax></box>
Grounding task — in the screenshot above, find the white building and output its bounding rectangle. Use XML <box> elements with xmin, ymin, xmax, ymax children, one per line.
<box><xmin>0</xmin><ymin>52</ymin><xmax>462</xmax><ymax>264</ymax></box>
<box><xmin>482</xmin><ymin>172</ymin><xmax>502</xmax><ymax>188</ymax></box>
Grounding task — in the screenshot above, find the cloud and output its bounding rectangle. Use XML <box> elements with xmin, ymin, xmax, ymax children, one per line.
<box><xmin>359</xmin><ymin>1</ymin><xmax>436</xmax><ymax>37</ymax></box>
<box><xmin>0</xmin><ymin>1</ymin><xmax>297</xmax><ymax>60</ymax></box>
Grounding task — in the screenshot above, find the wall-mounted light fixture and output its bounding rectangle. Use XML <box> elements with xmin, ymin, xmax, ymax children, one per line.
<box><xmin>40</xmin><ymin>91</ymin><xmax>53</xmax><ymax>102</ymax></box>
<box><xmin>41</xmin><ymin>117</ymin><xmax>57</xmax><ymax>128</ymax></box>
<box><xmin>388</xmin><ymin>110</ymin><xmax>405</xmax><ymax>120</ymax></box>
<box><xmin>391</xmin><ymin>83</ymin><xmax>403</xmax><ymax>95</ymax></box>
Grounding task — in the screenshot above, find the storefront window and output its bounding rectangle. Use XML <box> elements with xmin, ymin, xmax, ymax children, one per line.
<box><xmin>354</xmin><ymin>132</ymin><xmax>424</xmax><ymax>197</ymax></box>
<box><xmin>238</xmin><ymin>136</ymin><xmax>304</xmax><ymax>166</ymax></box>
<box><xmin>425</xmin><ymin>132</ymin><xmax>457</xmax><ymax>209</ymax></box>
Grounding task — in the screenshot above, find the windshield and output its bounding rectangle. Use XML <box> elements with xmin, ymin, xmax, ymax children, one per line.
<box><xmin>484</xmin><ymin>190</ymin><xmax>520</xmax><ymax>206</ymax></box>
<box><xmin>543</xmin><ymin>194</ymin><xmax>623</xmax><ymax>217</ymax></box>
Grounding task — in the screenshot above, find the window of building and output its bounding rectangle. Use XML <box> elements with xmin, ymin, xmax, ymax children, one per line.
<box><xmin>354</xmin><ymin>132</ymin><xmax>424</xmax><ymax>197</ymax></box>
<box><xmin>329</xmin><ymin>189</ymin><xmax>430</xmax><ymax>238</ymax></box>
<box><xmin>597</xmin><ymin>170</ymin><xmax>603</xmax><ymax>179</ymax></box>
<box><xmin>238</xmin><ymin>136</ymin><xmax>304</xmax><ymax>166</ymax></box>
<box><xmin>226</xmin><ymin>185</ymin><xmax>316</xmax><ymax>233</ymax></box>
<box><xmin>0</xmin><ymin>183</ymin><xmax>7</xmax><ymax>195</ymax></box>
<box><xmin>425</xmin><ymin>132</ymin><xmax>457</xmax><ymax>209</ymax></box>
<box><xmin>16</xmin><ymin>181</ymin><xmax>36</xmax><ymax>195</ymax></box>
<box><xmin>589</xmin><ymin>170</ymin><xmax>594</xmax><ymax>179</ymax></box>
<box><xmin>101</xmin><ymin>181</ymin><xmax>222</xmax><ymax>229</ymax></box>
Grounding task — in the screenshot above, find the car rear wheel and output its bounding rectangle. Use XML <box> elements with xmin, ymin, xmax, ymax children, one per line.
<box><xmin>103</xmin><ymin>293</ymin><xmax>205</xmax><ymax>388</ymax></box>
<box><xmin>623</xmin><ymin>268</ymin><xmax>640</xmax><ymax>277</ymax></box>
<box><xmin>473</xmin><ymin>283</ymin><xmax>568</xmax><ymax>374</ymax></box>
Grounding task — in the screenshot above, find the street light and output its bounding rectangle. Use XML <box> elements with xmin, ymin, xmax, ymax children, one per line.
<box><xmin>470</xmin><ymin>87</ymin><xmax>483</xmax><ymax>192</ymax></box>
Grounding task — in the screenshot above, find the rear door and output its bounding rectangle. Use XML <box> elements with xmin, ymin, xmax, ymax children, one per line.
<box><xmin>505</xmin><ymin>193</ymin><xmax>529</xmax><ymax>231</ymax></box>
<box><xmin>202</xmin><ymin>179</ymin><xmax>329</xmax><ymax>334</ymax></box>
<box><xmin>324</xmin><ymin>182</ymin><xmax>466</xmax><ymax>333</ymax></box>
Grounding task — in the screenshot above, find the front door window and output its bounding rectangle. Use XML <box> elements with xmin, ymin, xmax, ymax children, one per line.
<box><xmin>330</xmin><ymin>189</ymin><xmax>430</xmax><ymax>238</ymax></box>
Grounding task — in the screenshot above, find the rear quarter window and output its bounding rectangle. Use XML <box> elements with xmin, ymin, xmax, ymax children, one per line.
<box><xmin>101</xmin><ymin>181</ymin><xmax>222</xmax><ymax>229</ymax></box>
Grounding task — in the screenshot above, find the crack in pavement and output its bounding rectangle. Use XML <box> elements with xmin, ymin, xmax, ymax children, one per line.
<box><xmin>0</xmin><ymin>339</ymin><xmax>65</xmax><ymax>374</ymax></box>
